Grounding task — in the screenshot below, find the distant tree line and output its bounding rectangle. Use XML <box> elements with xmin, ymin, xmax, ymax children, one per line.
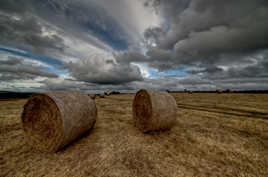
<box><xmin>1</xmin><ymin>89</ymin><xmax>268</xmax><ymax>99</ymax></box>
<box><xmin>0</xmin><ymin>91</ymin><xmax>33</xmax><ymax>99</ymax></box>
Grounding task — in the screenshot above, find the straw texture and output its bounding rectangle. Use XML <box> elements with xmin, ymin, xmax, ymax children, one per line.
<box><xmin>21</xmin><ymin>91</ymin><xmax>97</xmax><ymax>152</ymax></box>
<box><xmin>133</xmin><ymin>89</ymin><xmax>177</xmax><ymax>132</ymax></box>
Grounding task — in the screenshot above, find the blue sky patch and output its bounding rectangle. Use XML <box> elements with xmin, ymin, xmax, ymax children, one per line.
<box><xmin>149</xmin><ymin>68</ymin><xmax>187</xmax><ymax>79</ymax></box>
<box><xmin>85</xmin><ymin>21</ymin><xmax>129</xmax><ymax>51</ymax></box>
<box><xmin>0</xmin><ymin>47</ymin><xmax>63</xmax><ymax>67</ymax></box>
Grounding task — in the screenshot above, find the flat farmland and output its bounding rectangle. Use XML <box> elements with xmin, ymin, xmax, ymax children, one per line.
<box><xmin>0</xmin><ymin>93</ymin><xmax>268</xmax><ymax>177</ymax></box>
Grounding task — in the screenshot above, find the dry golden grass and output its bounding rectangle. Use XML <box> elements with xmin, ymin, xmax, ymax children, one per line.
<box><xmin>0</xmin><ymin>93</ymin><xmax>268</xmax><ymax>177</ymax></box>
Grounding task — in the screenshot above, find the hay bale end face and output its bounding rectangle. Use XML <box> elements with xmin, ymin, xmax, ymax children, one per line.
<box><xmin>21</xmin><ymin>91</ymin><xmax>97</xmax><ymax>152</ymax></box>
<box><xmin>132</xmin><ymin>89</ymin><xmax>177</xmax><ymax>132</ymax></box>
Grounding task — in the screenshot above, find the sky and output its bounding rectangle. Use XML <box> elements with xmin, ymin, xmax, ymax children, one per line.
<box><xmin>0</xmin><ymin>0</ymin><xmax>268</xmax><ymax>92</ymax></box>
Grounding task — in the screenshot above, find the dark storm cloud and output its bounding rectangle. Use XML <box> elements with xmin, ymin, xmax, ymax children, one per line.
<box><xmin>33</xmin><ymin>0</ymin><xmax>129</xmax><ymax>50</ymax></box>
<box><xmin>0</xmin><ymin>73</ymin><xmax>36</xmax><ymax>82</ymax></box>
<box><xmin>64</xmin><ymin>54</ymin><xmax>143</xmax><ymax>85</ymax></box>
<box><xmin>0</xmin><ymin>0</ymin><xmax>141</xmax><ymax>87</ymax></box>
<box><xmin>0</xmin><ymin>56</ymin><xmax>58</xmax><ymax>80</ymax></box>
<box><xmin>144</xmin><ymin>0</ymin><xmax>268</xmax><ymax>62</ymax></box>
<box><xmin>0</xmin><ymin>56</ymin><xmax>22</xmax><ymax>65</ymax></box>
<box><xmin>40</xmin><ymin>79</ymin><xmax>90</xmax><ymax>91</ymax></box>
<box><xmin>0</xmin><ymin>11</ymin><xmax>65</xmax><ymax>55</ymax></box>
<box><xmin>178</xmin><ymin>51</ymin><xmax>268</xmax><ymax>90</ymax></box>
<box><xmin>115</xmin><ymin>52</ymin><xmax>148</xmax><ymax>64</ymax></box>
<box><xmin>0</xmin><ymin>65</ymin><xmax>58</xmax><ymax>79</ymax></box>
<box><xmin>115</xmin><ymin>49</ymin><xmax>179</xmax><ymax>72</ymax></box>
<box><xmin>1</xmin><ymin>0</ymin><xmax>268</xmax><ymax>91</ymax></box>
<box><xmin>138</xmin><ymin>0</ymin><xmax>268</xmax><ymax>90</ymax></box>
<box><xmin>144</xmin><ymin>27</ymin><xmax>165</xmax><ymax>47</ymax></box>
<box><xmin>187</xmin><ymin>50</ymin><xmax>268</xmax><ymax>78</ymax></box>
<box><xmin>0</xmin><ymin>0</ymin><xmax>133</xmax><ymax>54</ymax></box>
<box><xmin>146</xmin><ymin>48</ymin><xmax>178</xmax><ymax>71</ymax></box>
<box><xmin>0</xmin><ymin>0</ymin><xmax>30</xmax><ymax>14</ymax></box>
<box><xmin>146</xmin><ymin>0</ymin><xmax>268</xmax><ymax>51</ymax></box>
<box><xmin>140</xmin><ymin>75</ymin><xmax>268</xmax><ymax>91</ymax></box>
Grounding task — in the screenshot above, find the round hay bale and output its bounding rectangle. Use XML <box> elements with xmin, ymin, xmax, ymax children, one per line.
<box><xmin>132</xmin><ymin>89</ymin><xmax>177</xmax><ymax>133</ymax></box>
<box><xmin>226</xmin><ymin>89</ymin><xmax>232</xmax><ymax>93</ymax></box>
<box><xmin>21</xmin><ymin>91</ymin><xmax>97</xmax><ymax>152</ymax></box>
<box><xmin>216</xmin><ymin>89</ymin><xmax>222</xmax><ymax>94</ymax></box>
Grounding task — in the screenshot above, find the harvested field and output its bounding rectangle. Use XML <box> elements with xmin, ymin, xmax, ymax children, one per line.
<box><xmin>0</xmin><ymin>93</ymin><xmax>268</xmax><ymax>177</ymax></box>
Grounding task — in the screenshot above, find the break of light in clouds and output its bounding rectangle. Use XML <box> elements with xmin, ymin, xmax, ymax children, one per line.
<box><xmin>0</xmin><ymin>0</ymin><xmax>268</xmax><ymax>92</ymax></box>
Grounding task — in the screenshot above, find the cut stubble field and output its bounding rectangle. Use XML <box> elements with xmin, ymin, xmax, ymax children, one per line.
<box><xmin>0</xmin><ymin>93</ymin><xmax>268</xmax><ymax>177</ymax></box>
